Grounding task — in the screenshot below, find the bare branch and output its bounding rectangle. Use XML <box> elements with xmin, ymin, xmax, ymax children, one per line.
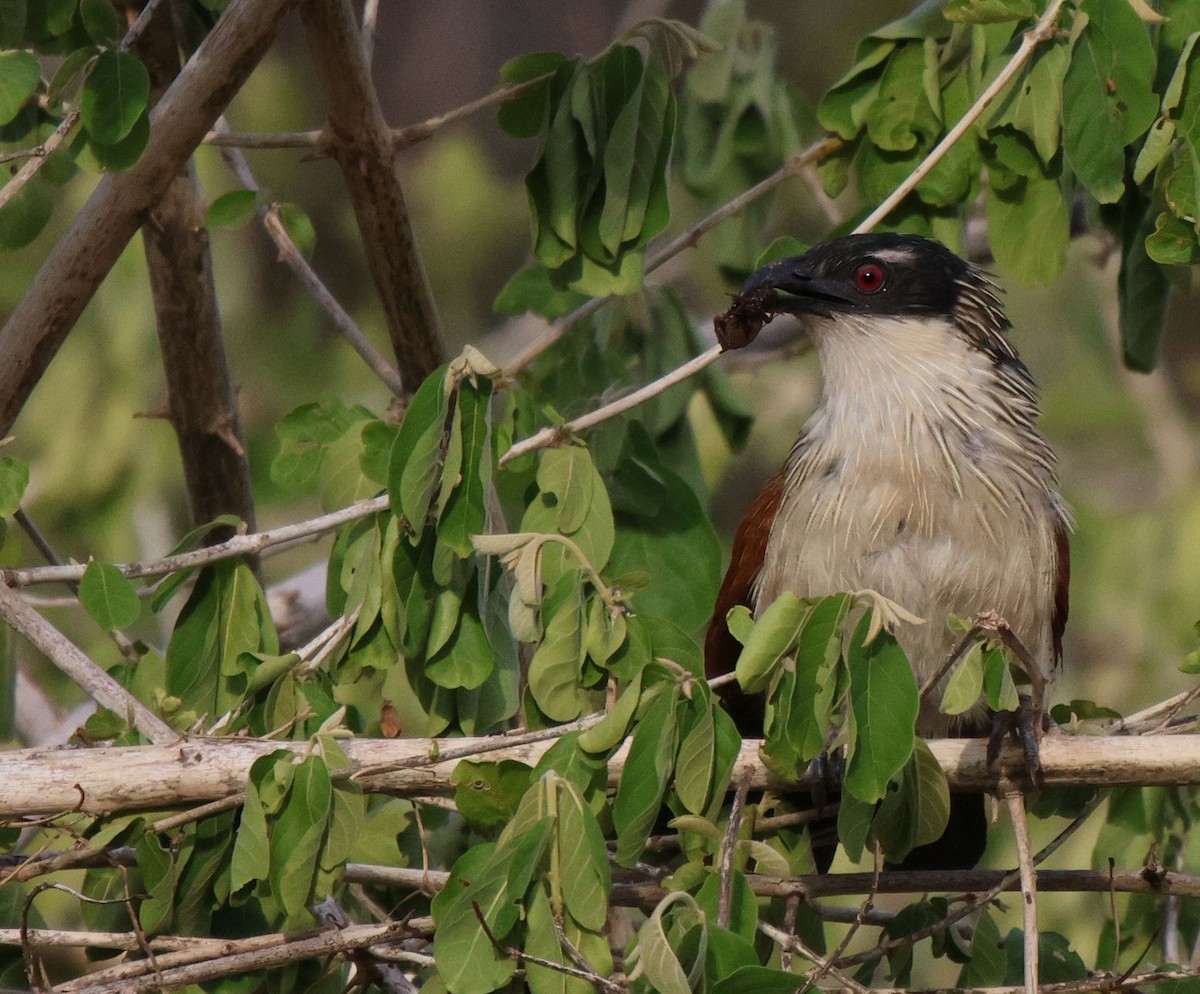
<box><xmin>216</xmin><ymin>131</ymin><xmax>407</xmax><ymax>396</ymax></box>
<box><xmin>4</xmin><ymin>733</ymin><xmax>1200</xmax><ymax>818</ymax></box>
<box><xmin>0</xmin><ymin>584</ymin><xmax>175</xmax><ymax>744</ymax></box>
<box><xmin>1006</xmin><ymin>792</ymin><xmax>1040</xmax><ymax>994</ymax></box>
<box><xmin>0</xmin><ymin>0</ymin><xmax>303</xmax><ymax>436</ymax></box>
<box><xmin>300</xmin><ymin>0</ymin><xmax>445</xmax><ymax>390</ymax></box>
<box><xmin>2</xmin><ymin>495</ymin><xmax>388</xmax><ymax>589</ymax></box>
<box><xmin>135</xmin><ymin>7</ymin><xmax>257</xmax><ymax>548</ymax></box>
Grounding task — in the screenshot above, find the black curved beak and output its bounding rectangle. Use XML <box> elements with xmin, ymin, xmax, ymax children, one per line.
<box><xmin>739</xmin><ymin>255</ymin><xmax>853</xmax><ymax>316</ymax></box>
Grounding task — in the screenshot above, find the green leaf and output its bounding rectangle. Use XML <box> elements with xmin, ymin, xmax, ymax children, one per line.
<box><xmin>528</xmin><ymin>594</ymin><xmax>590</xmax><ymax>721</ymax></box>
<box><xmin>944</xmin><ymin>0</ymin><xmax>1034</xmax><ymax>23</ymax></box>
<box><xmin>983</xmin><ymin>647</ymin><xmax>1021</xmax><ymax>711</ymax></box>
<box><xmin>79</xmin><ymin>560</ymin><xmax>140</xmax><ymax>631</ymax></box>
<box><xmin>674</xmin><ymin>695</ymin><xmax>716</xmax><ymax>814</ymax></box>
<box><xmin>607</xmin><ymin>464</ymin><xmax>721</xmax><ymax>632</ymax></box>
<box><xmin>866</xmin><ymin>42</ymin><xmax>939</xmax><ymax>153</ymax></box>
<box><xmin>82</xmin><ymin>51</ymin><xmax>149</xmax><ymax>145</ymax></box>
<box><xmin>389</xmin><ymin>370</ymin><xmax>448</xmax><ymax>533</ymax></box>
<box><xmin>0</xmin><ymin>51</ymin><xmax>39</xmax><ymax>127</ymax></box>
<box><xmin>577</xmin><ymin>667</ymin><xmax>642</xmax><ymax>752</ymax></box>
<box><xmin>206</xmin><ymin>189</ymin><xmax>261</xmax><ymax>228</ymax></box>
<box><xmin>940</xmin><ymin>640</ymin><xmax>984</xmax><ymax>715</ymax></box>
<box><xmin>1061</xmin><ymin>0</ymin><xmax>1158</xmax><ymax>203</ymax></box>
<box><xmin>0</xmin><ymin>456</ymin><xmax>28</xmax><ymax>515</ymax></box>
<box><xmin>613</xmin><ymin>685</ymin><xmax>678</xmax><ymax>864</ymax></box>
<box><xmin>735</xmin><ymin>592</ymin><xmax>807</xmax><ymax>694</ymax></box>
<box><xmin>47</xmin><ymin>47</ymin><xmax>95</xmax><ymax>107</ymax></box>
<box><xmin>229</xmin><ymin>751</ymin><xmax>283</xmax><ymax>893</ymax></box>
<box><xmin>80</xmin><ymin>0</ymin><xmax>120</xmax><ymax>46</ymax></box>
<box><xmin>557</xmin><ymin>776</ymin><xmax>611</xmax><ymax>930</ymax></box>
<box><xmin>438</xmin><ymin>380</ymin><xmax>493</xmax><ymax>556</ymax></box>
<box><xmin>636</xmin><ymin>892</ymin><xmax>704</xmax><ymax>994</ymax></box>
<box><xmin>278</xmin><ymin>202</ymin><xmax>316</xmax><ymax>258</ymax></box>
<box><xmin>86</xmin><ymin>109</ymin><xmax>149</xmax><ymax>170</ymax></box>
<box><xmin>524</xmin><ymin>883</ymin><xmax>591</xmax><ymax>994</ymax></box>
<box><xmin>426</xmin><ymin>603</ymin><xmax>495</xmax><ymax>690</ymax></box>
<box><xmin>958</xmin><ymin>909</ymin><xmax>1006</xmax><ymax>986</ymax></box>
<box><xmin>844</xmin><ymin>621</ymin><xmax>918</xmax><ymax>803</ymax></box>
<box><xmin>0</xmin><ymin>0</ymin><xmax>26</xmax><ymax>48</ymax></box>
<box><xmin>985</xmin><ymin>163</ymin><xmax>1070</xmax><ymax>284</ymax></box>
<box><xmin>0</xmin><ymin>173</ymin><xmax>53</xmax><ymax>249</ymax></box>
<box><xmin>1118</xmin><ymin>196</ymin><xmax>1170</xmax><ymax>371</ymax></box>
<box><xmin>451</xmin><ymin>759</ymin><xmax>533</xmax><ymax>830</ymax></box>
<box><xmin>269</xmin><ymin>753</ymin><xmax>332</xmax><ymax>925</ymax></box>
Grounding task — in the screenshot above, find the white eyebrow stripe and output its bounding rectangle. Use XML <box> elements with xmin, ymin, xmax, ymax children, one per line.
<box><xmin>870</xmin><ymin>248</ymin><xmax>919</xmax><ymax>264</ymax></box>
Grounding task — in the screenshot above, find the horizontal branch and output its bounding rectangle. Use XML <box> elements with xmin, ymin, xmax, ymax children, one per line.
<box><xmin>3</xmin><ymin>732</ymin><xmax>1199</xmax><ymax>817</ymax></box>
<box><xmin>1</xmin><ymin>495</ymin><xmax>387</xmax><ymax>589</ymax></box>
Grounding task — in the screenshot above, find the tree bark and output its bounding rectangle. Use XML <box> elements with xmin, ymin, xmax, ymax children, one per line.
<box><xmin>300</xmin><ymin>0</ymin><xmax>445</xmax><ymax>392</ymax></box>
<box><xmin>1</xmin><ymin>734</ymin><xmax>1197</xmax><ymax>817</ymax></box>
<box><xmin>135</xmin><ymin>2</ymin><xmax>257</xmax><ymax>543</ymax></box>
<box><xmin>0</xmin><ymin>0</ymin><xmax>301</xmax><ymax>436</ymax></box>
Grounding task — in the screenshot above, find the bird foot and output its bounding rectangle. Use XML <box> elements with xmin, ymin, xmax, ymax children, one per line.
<box><xmin>986</xmin><ymin>693</ymin><xmax>1051</xmax><ymax>782</ymax></box>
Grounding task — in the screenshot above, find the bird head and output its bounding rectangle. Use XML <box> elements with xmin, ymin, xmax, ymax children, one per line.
<box><xmin>730</xmin><ymin>233</ymin><xmax>1014</xmax><ymax>361</ymax></box>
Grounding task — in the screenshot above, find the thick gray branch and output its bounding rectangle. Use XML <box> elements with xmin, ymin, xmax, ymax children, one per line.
<box><xmin>2</xmin><ymin>733</ymin><xmax>1198</xmax><ymax>817</ymax></box>
<box><xmin>299</xmin><ymin>0</ymin><xmax>445</xmax><ymax>391</ymax></box>
<box><xmin>0</xmin><ymin>0</ymin><xmax>301</xmax><ymax>436</ymax></box>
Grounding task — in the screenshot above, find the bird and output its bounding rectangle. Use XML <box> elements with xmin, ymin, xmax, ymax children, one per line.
<box><xmin>704</xmin><ymin>232</ymin><xmax>1071</xmax><ymax>870</ymax></box>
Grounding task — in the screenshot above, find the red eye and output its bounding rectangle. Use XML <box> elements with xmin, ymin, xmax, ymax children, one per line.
<box><xmin>854</xmin><ymin>262</ymin><xmax>885</xmax><ymax>294</ymax></box>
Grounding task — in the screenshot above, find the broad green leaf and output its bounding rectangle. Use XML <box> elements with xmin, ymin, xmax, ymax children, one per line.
<box><xmin>493</xmin><ymin>263</ymin><xmax>589</xmax><ymax>319</ymax></box>
<box><xmin>537</xmin><ymin>445</ymin><xmax>593</xmax><ymax>534</ymax></box>
<box><xmin>390</xmin><ymin>371</ymin><xmax>448</xmax><ymax>534</ymax></box>
<box><xmin>1145</xmin><ymin>210</ymin><xmax>1200</xmax><ymax>264</ymax></box>
<box><xmin>606</xmin><ymin>465</ymin><xmax>721</xmax><ymax>632</ymax></box>
<box><xmin>80</xmin><ymin>0</ymin><xmax>120</xmax><ymax>46</ymax></box>
<box><xmin>525</xmin><ymin>883</ymin><xmax>591</xmax><ymax>994</ymax></box>
<box><xmin>0</xmin><ymin>50</ymin><xmax>39</xmax><ymax>127</ymax></box>
<box><xmin>269</xmin><ymin>753</ymin><xmax>331</xmax><ymax>925</ymax></box>
<box><xmin>82</xmin><ymin>51</ymin><xmax>149</xmax><ymax>145</ymax></box>
<box><xmin>695</xmin><ymin>871</ymin><xmax>757</xmax><ymax>944</ymax></box>
<box><xmin>79</xmin><ymin>560</ymin><xmax>140</xmax><ymax>631</ymax></box>
<box><xmin>206</xmin><ymin>189</ymin><xmax>260</xmax><ymax>228</ymax></box>
<box><xmin>983</xmin><ymin>647</ymin><xmax>1021</xmax><ymax>711</ymax></box>
<box><xmin>0</xmin><ymin>174</ymin><xmax>53</xmax><ymax>249</ymax></box>
<box><xmin>452</xmin><ymin>759</ymin><xmax>533</xmax><ymax>830</ymax></box>
<box><xmin>866</xmin><ymin>42</ymin><xmax>939</xmax><ymax>153</ymax></box>
<box><xmin>781</xmin><ymin>593</ymin><xmax>850</xmax><ymax>761</ymax></box>
<box><xmin>498</xmin><ymin>52</ymin><xmax>571</xmax><ymax>137</ymax></box>
<box><xmin>86</xmin><ymin>109</ymin><xmax>149</xmax><ymax>170</ymax></box>
<box><xmin>528</xmin><ymin>596</ymin><xmax>590</xmax><ymax>721</ymax></box>
<box><xmin>0</xmin><ymin>0</ymin><xmax>26</xmax><ymax>48</ymax></box>
<box><xmin>0</xmin><ymin>456</ymin><xmax>28</xmax><ymax>515</ymax></box>
<box><xmin>985</xmin><ymin>165</ymin><xmax>1069</xmax><ymax>284</ymax></box>
<box><xmin>557</xmin><ymin>777</ymin><xmax>611</xmax><ymax>930</ymax></box>
<box><xmin>844</xmin><ymin>621</ymin><xmax>918</xmax><ymax>803</ymax></box>
<box><xmin>577</xmin><ymin>667</ymin><xmax>642</xmax><ymax>752</ymax></box>
<box><xmin>426</xmin><ymin>605</ymin><xmax>496</xmax><ymax>690</ymax></box>
<box><xmin>438</xmin><ymin>380</ymin><xmax>493</xmax><ymax>556</ymax></box>
<box><xmin>944</xmin><ymin>0</ymin><xmax>1034</xmax><ymax>23</ymax></box>
<box><xmin>734</xmin><ymin>592</ymin><xmax>807</xmax><ymax>694</ymax></box>
<box><xmin>277</xmin><ymin>202</ymin><xmax>316</xmax><ymax>258</ymax></box>
<box><xmin>613</xmin><ymin>685</ymin><xmax>678</xmax><ymax>864</ymax></box>
<box><xmin>958</xmin><ymin>909</ymin><xmax>1006</xmax><ymax>987</ymax></box>
<box><xmin>1061</xmin><ymin>0</ymin><xmax>1158</xmax><ymax>203</ymax></box>
<box><xmin>229</xmin><ymin>752</ymin><xmax>283</xmax><ymax>893</ymax></box>
<box><xmin>940</xmin><ymin>640</ymin><xmax>984</xmax><ymax>715</ymax></box>
<box><xmin>674</xmin><ymin>695</ymin><xmax>716</xmax><ymax>814</ymax></box>
<box><xmin>47</xmin><ymin>47</ymin><xmax>95</xmax><ymax>108</ymax></box>
<box><xmin>635</xmin><ymin>892</ymin><xmax>705</xmax><ymax>994</ymax></box>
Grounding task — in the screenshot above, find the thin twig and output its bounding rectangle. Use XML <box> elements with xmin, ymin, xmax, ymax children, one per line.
<box><xmin>214</xmin><ymin>125</ymin><xmax>407</xmax><ymax>396</ymax></box>
<box><xmin>499</xmin><ymin>345</ymin><xmax>722</xmax><ymax>465</ymax></box>
<box><xmin>852</xmin><ymin>0</ymin><xmax>1069</xmax><ymax>234</ymax></box>
<box><xmin>1005</xmin><ymin>792</ymin><xmax>1039</xmax><ymax>994</ymax></box>
<box><xmin>717</xmin><ymin>771</ymin><xmax>752</xmax><ymax>929</ymax></box>
<box><xmin>2</xmin><ymin>495</ymin><xmax>387</xmax><ymax>588</ymax></box>
<box><xmin>758</xmin><ymin>919</ymin><xmax>872</xmax><ymax>994</ymax></box>
<box><xmin>0</xmin><ymin>584</ymin><xmax>174</xmax><ymax>744</ymax></box>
